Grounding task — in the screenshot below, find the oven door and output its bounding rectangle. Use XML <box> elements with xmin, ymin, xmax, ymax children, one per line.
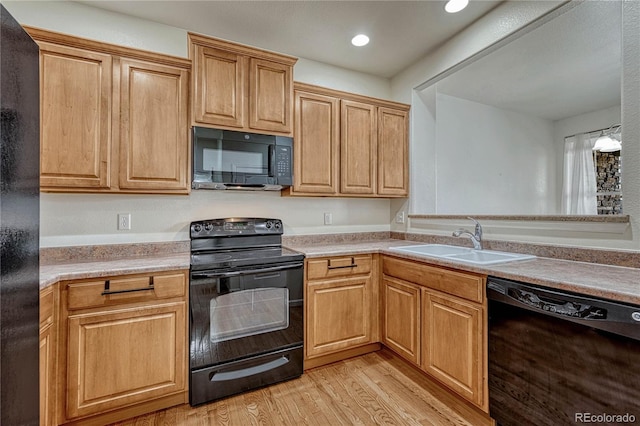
<box><xmin>189</xmin><ymin>261</ymin><xmax>303</xmax><ymax>405</ymax></box>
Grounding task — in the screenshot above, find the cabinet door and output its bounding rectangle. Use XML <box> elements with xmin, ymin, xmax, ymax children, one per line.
<box><xmin>39</xmin><ymin>42</ymin><xmax>111</xmax><ymax>189</ymax></box>
<box><xmin>193</xmin><ymin>45</ymin><xmax>244</xmax><ymax>128</ymax></box>
<box><xmin>377</xmin><ymin>107</ymin><xmax>408</xmax><ymax>196</ymax></box>
<box><xmin>118</xmin><ymin>58</ymin><xmax>189</xmax><ymax>192</ymax></box>
<box><xmin>39</xmin><ymin>286</ymin><xmax>56</xmax><ymax>426</ymax></box>
<box><xmin>249</xmin><ymin>58</ymin><xmax>292</xmax><ymax>134</ymax></box>
<box><xmin>293</xmin><ymin>90</ymin><xmax>339</xmax><ymax>194</ymax></box>
<box><xmin>39</xmin><ymin>327</ymin><xmax>54</xmax><ymax>426</ymax></box>
<box><xmin>382</xmin><ymin>277</ymin><xmax>420</xmax><ymax>365</ymax></box>
<box><xmin>340</xmin><ymin>100</ymin><xmax>376</xmax><ymax>194</ymax></box>
<box><xmin>66</xmin><ymin>302</ymin><xmax>186</xmax><ymax>419</ymax></box>
<box><xmin>422</xmin><ymin>290</ymin><xmax>484</xmax><ymax>407</ymax></box>
<box><xmin>306</xmin><ymin>276</ymin><xmax>372</xmax><ymax>358</ymax></box>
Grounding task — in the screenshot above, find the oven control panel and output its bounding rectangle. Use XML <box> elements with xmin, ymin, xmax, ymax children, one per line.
<box><xmin>190</xmin><ymin>218</ymin><xmax>283</xmax><ymax>238</ymax></box>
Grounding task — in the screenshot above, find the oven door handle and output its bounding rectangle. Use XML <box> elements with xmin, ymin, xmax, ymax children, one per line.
<box><xmin>192</xmin><ymin>262</ymin><xmax>303</xmax><ymax>279</ymax></box>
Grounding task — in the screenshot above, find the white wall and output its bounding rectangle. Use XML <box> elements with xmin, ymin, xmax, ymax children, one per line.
<box><xmin>2</xmin><ymin>0</ymin><xmax>393</xmax><ymax>247</ymax></box>
<box><xmin>39</xmin><ymin>192</ymin><xmax>390</xmax><ymax>247</ymax></box>
<box><xmin>434</xmin><ymin>94</ymin><xmax>557</xmax><ymax>215</ymax></box>
<box><xmin>391</xmin><ymin>0</ymin><xmax>640</xmax><ymax>251</ymax></box>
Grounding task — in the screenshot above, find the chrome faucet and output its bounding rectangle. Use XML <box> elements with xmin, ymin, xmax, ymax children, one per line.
<box><xmin>452</xmin><ymin>217</ymin><xmax>483</xmax><ymax>250</ymax></box>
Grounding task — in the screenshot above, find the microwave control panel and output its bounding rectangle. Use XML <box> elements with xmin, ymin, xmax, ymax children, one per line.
<box><xmin>275</xmin><ymin>146</ymin><xmax>291</xmax><ymax>178</ymax></box>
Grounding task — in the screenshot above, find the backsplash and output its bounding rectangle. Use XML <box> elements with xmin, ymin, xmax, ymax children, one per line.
<box><xmin>41</xmin><ymin>231</ymin><xmax>639</xmax><ymax>269</ymax></box>
<box><xmin>40</xmin><ymin>241</ymin><xmax>189</xmax><ymax>264</ymax></box>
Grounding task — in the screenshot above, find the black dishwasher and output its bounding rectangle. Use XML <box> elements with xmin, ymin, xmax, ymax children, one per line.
<box><xmin>487</xmin><ymin>277</ymin><xmax>640</xmax><ymax>426</ymax></box>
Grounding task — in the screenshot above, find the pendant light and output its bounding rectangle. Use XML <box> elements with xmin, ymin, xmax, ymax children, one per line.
<box><xmin>592</xmin><ymin>125</ymin><xmax>622</xmax><ymax>152</ymax></box>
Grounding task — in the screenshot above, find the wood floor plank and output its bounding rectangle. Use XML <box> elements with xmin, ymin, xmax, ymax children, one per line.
<box><xmin>112</xmin><ymin>350</ymin><xmax>487</xmax><ymax>426</ymax></box>
<box><xmin>350</xmin><ymin>355</ymin><xmax>467</xmax><ymax>426</ymax></box>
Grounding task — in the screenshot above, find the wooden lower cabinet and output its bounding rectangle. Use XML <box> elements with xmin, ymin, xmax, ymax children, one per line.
<box><xmin>66</xmin><ymin>302</ymin><xmax>186</xmax><ymax>419</ymax></box>
<box><xmin>56</xmin><ymin>270</ymin><xmax>188</xmax><ymax>425</ymax></box>
<box><xmin>382</xmin><ymin>277</ymin><xmax>421</xmax><ymax>365</ymax></box>
<box><xmin>421</xmin><ymin>290</ymin><xmax>484</xmax><ymax>407</ymax></box>
<box><xmin>40</xmin><ymin>285</ymin><xmax>58</xmax><ymax>426</ymax></box>
<box><xmin>306</xmin><ymin>275</ymin><xmax>373</xmax><ymax>357</ymax></box>
<box><xmin>382</xmin><ymin>255</ymin><xmax>488</xmax><ymax>412</ymax></box>
<box><xmin>304</xmin><ymin>254</ymin><xmax>379</xmax><ymax>367</ymax></box>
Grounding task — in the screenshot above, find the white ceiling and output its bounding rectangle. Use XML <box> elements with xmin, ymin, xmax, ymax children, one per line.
<box><xmin>435</xmin><ymin>0</ymin><xmax>621</xmax><ymax>121</ymax></box>
<box><xmin>74</xmin><ymin>0</ymin><xmax>503</xmax><ymax>78</ymax></box>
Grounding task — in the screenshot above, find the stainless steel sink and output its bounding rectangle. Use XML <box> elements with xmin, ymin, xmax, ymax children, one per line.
<box><xmin>389</xmin><ymin>244</ymin><xmax>535</xmax><ymax>265</ymax></box>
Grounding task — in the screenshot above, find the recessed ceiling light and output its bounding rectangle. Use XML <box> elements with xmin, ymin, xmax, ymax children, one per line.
<box><xmin>445</xmin><ymin>0</ymin><xmax>469</xmax><ymax>13</ymax></box>
<box><xmin>351</xmin><ymin>34</ymin><xmax>370</xmax><ymax>47</ymax></box>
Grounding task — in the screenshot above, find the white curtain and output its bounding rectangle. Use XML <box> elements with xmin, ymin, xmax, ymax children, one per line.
<box><xmin>561</xmin><ymin>133</ymin><xmax>597</xmax><ymax>215</ymax></box>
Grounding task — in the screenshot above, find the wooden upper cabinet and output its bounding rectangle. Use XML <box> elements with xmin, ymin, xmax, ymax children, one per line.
<box><xmin>118</xmin><ymin>58</ymin><xmax>189</xmax><ymax>191</ymax></box>
<box><xmin>189</xmin><ymin>33</ymin><xmax>297</xmax><ymax>136</ymax></box>
<box><xmin>293</xmin><ymin>90</ymin><xmax>339</xmax><ymax>194</ymax></box>
<box><xmin>341</xmin><ymin>100</ymin><xmax>377</xmax><ymax>195</ymax></box>
<box><xmin>27</xmin><ymin>27</ymin><xmax>191</xmax><ymax>194</ymax></box>
<box><xmin>249</xmin><ymin>58</ymin><xmax>292</xmax><ymax>133</ymax></box>
<box><xmin>193</xmin><ymin>45</ymin><xmax>244</xmax><ymax>128</ymax></box>
<box><xmin>377</xmin><ymin>107</ymin><xmax>409</xmax><ymax>196</ymax></box>
<box><xmin>38</xmin><ymin>42</ymin><xmax>112</xmax><ymax>189</ymax></box>
<box><xmin>286</xmin><ymin>82</ymin><xmax>409</xmax><ymax>198</ymax></box>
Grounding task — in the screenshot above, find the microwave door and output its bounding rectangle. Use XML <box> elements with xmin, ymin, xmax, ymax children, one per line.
<box><xmin>191</xmin><ymin>127</ymin><xmax>293</xmax><ymax>190</ymax></box>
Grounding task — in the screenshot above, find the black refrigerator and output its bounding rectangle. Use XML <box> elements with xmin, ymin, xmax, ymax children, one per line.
<box><xmin>1</xmin><ymin>4</ymin><xmax>40</xmax><ymax>425</ymax></box>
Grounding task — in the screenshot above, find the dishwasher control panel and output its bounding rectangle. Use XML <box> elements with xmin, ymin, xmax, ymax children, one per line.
<box><xmin>508</xmin><ymin>288</ymin><xmax>607</xmax><ymax>320</ymax></box>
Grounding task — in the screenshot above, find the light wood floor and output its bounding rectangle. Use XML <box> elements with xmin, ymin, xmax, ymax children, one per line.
<box><xmin>111</xmin><ymin>349</ymin><xmax>491</xmax><ymax>426</ymax></box>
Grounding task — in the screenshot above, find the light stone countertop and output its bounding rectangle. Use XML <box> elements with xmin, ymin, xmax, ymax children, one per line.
<box><xmin>40</xmin><ymin>239</ymin><xmax>640</xmax><ymax>306</ymax></box>
<box><xmin>39</xmin><ymin>253</ymin><xmax>190</xmax><ymax>290</ymax></box>
<box><xmin>286</xmin><ymin>239</ymin><xmax>640</xmax><ymax>305</ymax></box>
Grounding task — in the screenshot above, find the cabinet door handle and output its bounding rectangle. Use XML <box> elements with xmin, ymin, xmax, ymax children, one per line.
<box><xmin>327</xmin><ymin>257</ymin><xmax>357</xmax><ymax>270</ymax></box>
<box><xmin>101</xmin><ymin>277</ymin><xmax>155</xmax><ymax>296</ymax></box>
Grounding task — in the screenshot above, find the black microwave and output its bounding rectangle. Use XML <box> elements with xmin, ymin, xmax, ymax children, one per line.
<box><xmin>192</xmin><ymin>126</ymin><xmax>293</xmax><ymax>190</ymax></box>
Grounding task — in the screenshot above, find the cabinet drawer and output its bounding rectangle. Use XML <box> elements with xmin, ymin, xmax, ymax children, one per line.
<box><xmin>66</xmin><ymin>271</ymin><xmax>187</xmax><ymax>311</ymax></box>
<box><xmin>383</xmin><ymin>256</ymin><xmax>484</xmax><ymax>303</ymax></box>
<box><xmin>307</xmin><ymin>255</ymin><xmax>372</xmax><ymax>280</ymax></box>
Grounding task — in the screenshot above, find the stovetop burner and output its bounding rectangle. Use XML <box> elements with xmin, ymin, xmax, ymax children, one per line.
<box><xmin>190</xmin><ymin>246</ymin><xmax>304</xmax><ymax>271</ymax></box>
<box><xmin>189</xmin><ymin>218</ymin><xmax>303</xmax><ymax>271</ymax></box>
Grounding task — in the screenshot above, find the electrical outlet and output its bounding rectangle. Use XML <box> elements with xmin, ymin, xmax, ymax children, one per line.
<box><xmin>118</xmin><ymin>213</ymin><xmax>131</xmax><ymax>230</ymax></box>
<box><xmin>395</xmin><ymin>211</ymin><xmax>405</xmax><ymax>224</ymax></box>
<box><xmin>323</xmin><ymin>212</ymin><xmax>333</xmax><ymax>225</ymax></box>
